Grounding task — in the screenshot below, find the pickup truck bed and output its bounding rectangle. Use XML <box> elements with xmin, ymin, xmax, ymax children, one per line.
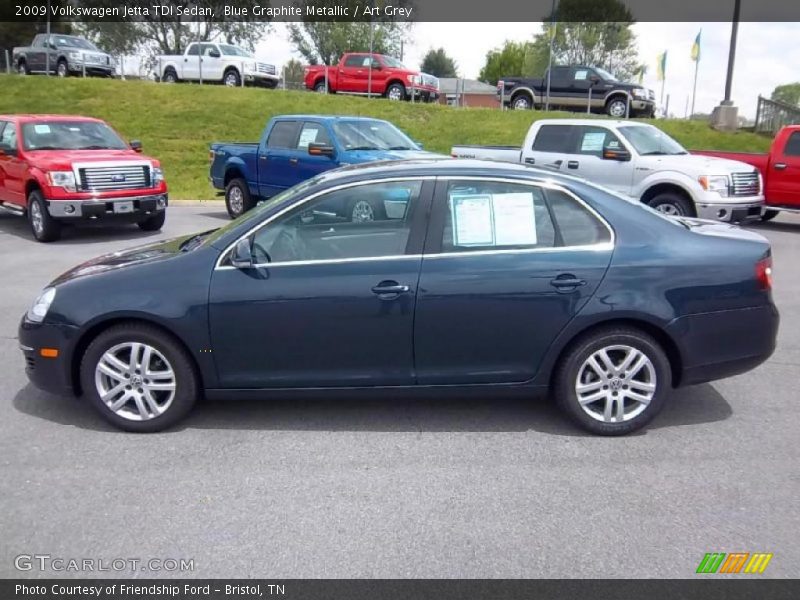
<box><xmin>451</xmin><ymin>145</ymin><xmax>522</xmax><ymax>162</ymax></box>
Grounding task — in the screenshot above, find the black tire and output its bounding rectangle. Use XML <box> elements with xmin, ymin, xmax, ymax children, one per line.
<box><xmin>56</xmin><ymin>59</ymin><xmax>69</xmax><ymax>78</ymax></box>
<box><xmin>225</xmin><ymin>177</ymin><xmax>254</xmax><ymax>219</ymax></box>
<box><xmin>138</xmin><ymin>211</ymin><xmax>166</xmax><ymax>231</ymax></box>
<box><xmin>554</xmin><ymin>326</ymin><xmax>671</xmax><ymax>436</ymax></box>
<box><xmin>511</xmin><ymin>93</ymin><xmax>533</xmax><ymax>110</ymax></box>
<box><xmin>17</xmin><ymin>60</ymin><xmax>29</xmax><ymax>75</ymax></box>
<box><xmin>80</xmin><ymin>323</ymin><xmax>199</xmax><ymax>433</ymax></box>
<box><xmin>606</xmin><ymin>97</ymin><xmax>629</xmax><ymax>118</ymax></box>
<box><xmin>314</xmin><ymin>80</ymin><xmax>328</xmax><ymax>93</ymax></box>
<box><xmin>27</xmin><ymin>190</ymin><xmax>62</xmax><ymax>242</ymax></box>
<box><xmin>162</xmin><ymin>67</ymin><xmax>178</xmax><ymax>83</ymax></box>
<box><xmin>646</xmin><ymin>192</ymin><xmax>695</xmax><ymax>217</ymax></box>
<box><xmin>761</xmin><ymin>209</ymin><xmax>780</xmax><ymax>222</ymax></box>
<box><xmin>223</xmin><ymin>68</ymin><xmax>241</xmax><ymax>87</ymax></box>
<box><xmin>386</xmin><ymin>82</ymin><xmax>406</xmax><ymax>101</ymax></box>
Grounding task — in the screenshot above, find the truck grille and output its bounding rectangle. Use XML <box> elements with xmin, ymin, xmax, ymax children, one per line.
<box><xmin>78</xmin><ymin>165</ymin><xmax>151</xmax><ymax>192</ymax></box>
<box><xmin>731</xmin><ymin>171</ymin><xmax>760</xmax><ymax>197</ymax></box>
<box><xmin>421</xmin><ymin>73</ymin><xmax>439</xmax><ymax>89</ymax></box>
<box><xmin>257</xmin><ymin>63</ymin><xmax>276</xmax><ymax>75</ymax></box>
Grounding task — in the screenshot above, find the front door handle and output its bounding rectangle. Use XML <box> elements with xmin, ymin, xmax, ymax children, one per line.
<box><xmin>289</xmin><ymin>157</ymin><xmax>299</xmax><ymax>165</ymax></box>
<box><xmin>550</xmin><ymin>275</ymin><xmax>586</xmax><ymax>289</ymax></box>
<box><xmin>774</xmin><ymin>163</ymin><xmax>787</xmax><ymax>170</ymax></box>
<box><xmin>524</xmin><ymin>157</ymin><xmax>536</xmax><ymax>165</ymax></box>
<box><xmin>371</xmin><ymin>281</ymin><xmax>410</xmax><ymax>299</ymax></box>
<box><xmin>567</xmin><ymin>160</ymin><xmax>579</xmax><ymax>169</ymax></box>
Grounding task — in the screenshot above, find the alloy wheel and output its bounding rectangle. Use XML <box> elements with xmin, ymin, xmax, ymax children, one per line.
<box><xmin>513</xmin><ymin>97</ymin><xmax>531</xmax><ymax>110</ymax></box>
<box><xmin>30</xmin><ymin>202</ymin><xmax>43</xmax><ymax>235</ymax></box>
<box><xmin>57</xmin><ymin>63</ymin><xmax>67</xmax><ymax>77</ymax></box>
<box><xmin>228</xmin><ymin>186</ymin><xmax>244</xmax><ymax>215</ymax></box>
<box><xmin>224</xmin><ymin>72</ymin><xmax>239</xmax><ymax>87</ymax></box>
<box><xmin>655</xmin><ymin>203</ymin><xmax>682</xmax><ymax>216</ymax></box>
<box><xmin>575</xmin><ymin>344</ymin><xmax>657</xmax><ymax>423</ymax></box>
<box><xmin>387</xmin><ymin>86</ymin><xmax>403</xmax><ymax>101</ymax></box>
<box><xmin>94</xmin><ymin>342</ymin><xmax>176</xmax><ymax>422</ymax></box>
<box><xmin>608</xmin><ymin>101</ymin><xmax>627</xmax><ymax>118</ymax></box>
<box><xmin>351</xmin><ymin>200</ymin><xmax>375</xmax><ymax>222</ymax></box>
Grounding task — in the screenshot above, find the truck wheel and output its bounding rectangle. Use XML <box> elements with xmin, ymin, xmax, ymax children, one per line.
<box><xmin>56</xmin><ymin>59</ymin><xmax>69</xmax><ymax>78</ymax></box>
<box><xmin>554</xmin><ymin>326</ymin><xmax>670</xmax><ymax>436</ymax></box>
<box><xmin>18</xmin><ymin>60</ymin><xmax>29</xmax><ymax>75</ymax></box>
<box><xmin>314</xmin><ymin>81</ymin><xmax>328</xmax><ymax>93</ymax></box>
<box><xmin>647</xmin><ymin>192</ymin><xmax>694</xmax><ymax>217</ymax></box>
<box><xmin>28</xmin><ymin>191</ymin><xmax>62</xmax><ymax>242</ymax></box>
<box><xmin>225</xmin><ymin>178</ymin><xmax>254</xmax><ymax>219</ymax></box>
<box><xmin>224</xmin><ymin>69</ymin><xmax>241</xmax><ymax>87</ymax></box>
<box><xmin>511</xmin><ymin>93</ymin><xmax>533</xmax><ymax>110</ymax></box>
<box><xmin>761</xmin><ymin>209</ymin><xmax>779</xmax><ymax>222</ymax></box>
<box><xmin>138</xmin><ymin>211</ymin><xmax>166</xmax><ymax>231</ymax></box>
<box><xmin>386</xmin><ymin>82</ymin><xmax>406</xmax><ymax>101</ymax></box>
<box><xmin>606</xmin><ymin>98</ymin><xmax>629</xmax><ymax>118</ymax></box>
<box><xmin>80</xmin><ymin>323</ymin><xmax>199</xmax><ymax>433</ymax></box>
<box><xmin>162</xmin><ymin>68</ymin><xmax>178</xmax><ymax>83</ymax></box>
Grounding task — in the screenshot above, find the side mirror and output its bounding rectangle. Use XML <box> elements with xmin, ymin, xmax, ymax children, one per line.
<box><xmin>308</xmin><ymin>142</ymin><xmax>335</xmax><ymax>158</ymax></box>
<box><xmin>372</xmin><ymin>63</ymin><xmax>382</xmax><ymax>70</ymax></box>
<box><xmin>130</xmin><ymin>140</ymin><xmax>142</xmax><ymax>153</ymax></box>
<box><xmin>230</xmin><ymin>238</ymin><xmax>254</xmax><ymax>269</ymax></box>
<box><xmin>414</xmin><ymin>140</ymin><xmax>424</xmax><ymax>149</ymax></box>
<box><xmin>603</xmin><ymin>147</ymin><xmax>631</xmax><ymax>161</ymax></box>
<box><xmin>590</xmin><ymin>75</ymin><xmax>600</xmax><ymax>84</ymax></box>
<box><xmin>208</xmin><ymin>50</ymin><xmax>221</xmax><ymax>58</ymax></box>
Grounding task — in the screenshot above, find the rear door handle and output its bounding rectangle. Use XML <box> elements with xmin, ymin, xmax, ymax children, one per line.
<box><xmin>289</xmin><ymin>157</ymin><xmax>298</xmax><ymax>165</ymax></box>
<box><xmin>259</xmin><ymin>155</ymin><xmax>268</xmax><ymax>161</ymax></box>
<box><xmin>524</xmin><ymin>157</ymin><xmax>536</xmax><ymax>165</ymax></box>
<box><xmin>567</xmin><ymin>160</ymin><xmax>579</xmax><ymax>169</ymax></box>
<box><xmin>774</xmin><ymin>163</ymin><xmax>787</xmax><ymax>170</ymax></box>
<box><xmin>550</xmin><ymin>276</ymin><xmax>586</xmax><ymax>289</ymax></box>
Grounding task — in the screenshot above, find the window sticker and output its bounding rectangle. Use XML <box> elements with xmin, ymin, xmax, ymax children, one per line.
<box><xmin>581</xmin><ymin>132</ymin><xmax>606</xmax><ymax>152</ymax></box>
<box><xmin>450</xmin><ymin>194</ymin><xmax>494</xmax><ymax>246</ymax></box>
<box><xmin>492</xmin><ymin>193</ymin><xmax>537</xmax><ymax>245</ymax></box>
<box><xmin>574</xmin><ymin>69</ymin><xmax>589</xmax><ymax>80</ymax></box>
<box><xmin>297</xmin><ymin>128</ymin><xmax>319</xmax><ymax>148</ymax></box>
<box><xmin>33</xmin><ymin>124</ymin><xmax>51</xmax><ymax>134</ymax></box>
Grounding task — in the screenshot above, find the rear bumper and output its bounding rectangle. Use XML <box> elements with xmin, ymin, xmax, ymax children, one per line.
<box><xmin>668</xmin><ymin>303</ymin><xmax>779</xmax><ymax>386</ymax></box>
<box><xmin>695</xmin><ymin>198</ymin><xmax>764</xmax><ymax>223</ymax></box>
<box><xmin>46</xmin><ymin>193</ymin><xmax>168</xmax><ymax>220</ymax></box>
<box><xmin>19</xmin><ymin>317</ymin><xmax>80</xmax><ymax>396</ymax></box>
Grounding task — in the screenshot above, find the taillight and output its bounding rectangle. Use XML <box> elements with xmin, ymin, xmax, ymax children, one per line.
<box><xmin>756</xmin><ymin>256</ymin><xmax>773</xmax><ymax>291</ymax></box>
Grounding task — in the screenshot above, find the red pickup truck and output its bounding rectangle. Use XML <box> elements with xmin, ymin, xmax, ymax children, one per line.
<box><xmin>304</xmin><ymin>52</ymin><xmax>440</xmax><ymax>102</ymax></box>
<box><xmin>0</xmin><ymin>115</ymin><xmax>167</xmax><ymax>242</ymax></box>
<box><xmin>694</xmin><ymin>125</ymin><xmax>800</xmax><ymax>221</ymax></box>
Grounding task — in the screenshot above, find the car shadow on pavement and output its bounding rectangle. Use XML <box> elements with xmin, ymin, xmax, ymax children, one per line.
<box><xmin>0</xmin><ymin>212</ymin><xmax>162</xmax><ymax>246</ymax></box>
<box><xmin>748</xmin><ymin>220</ymin><xmax>800</xmax><ymax>234</ymax></box>
<box><xmin>13</xmin><ymin>382</ymin><xmax>732</xmax><ymax>437</ymax></box>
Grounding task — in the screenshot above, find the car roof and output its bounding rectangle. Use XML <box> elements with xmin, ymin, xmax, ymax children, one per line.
<box><xmin>533</xmin><ymin>118</ymin><xmax>649</xmax><ymax>127</ymax></box>
<box><xmin>0</xmin><ymin>114</ymin><xmax>104</xmax><ymax>123</ymax></box>
<box><xmin>273</xmin><ymin>114</ymin><xmax>390</xmax><ymax>123</ymax></box>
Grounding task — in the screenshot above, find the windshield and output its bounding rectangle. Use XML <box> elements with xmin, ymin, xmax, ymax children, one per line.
<box><xmin>380</xmin><ymin>55</ymin><xmax>406</xmax><ymax>68</ymax></box>
<box><xmin>617</xmin><ymin>125</ymin><xmax>688</xmax><ymax>156</ymax></box>
<box><xmin>332</xmin><ymin>120</ymin><xmax>418</xmax><ymax>151</ymax></box>
<box><xmin>219</xmin><ymin>44</ymin><xmax>253</xmax><ymax>58</ymax></box>
<box><xmin>594</xmin><ymin>67</ymin><xmax>618</xmax><ymax>82</ymax></box>
<box><xmin>54</xmin><ymin>36</ymin><xmax>97</xmax><ymax>51</ymax></box>
<box><xmin>21</xmin><ymin>121</ymin><xmax>128</xmax><ymax>151</ymax></box>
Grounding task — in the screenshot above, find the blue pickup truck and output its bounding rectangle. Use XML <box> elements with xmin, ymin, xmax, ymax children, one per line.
<box><xmin>210</xmin><ymin>114</ymin><xmax>439</xmax><ymax>218</ymax></box>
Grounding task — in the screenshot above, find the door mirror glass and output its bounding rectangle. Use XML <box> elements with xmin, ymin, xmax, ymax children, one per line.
<box><xmin>130</xmin><ymin>139</ymin><xmax>142</xmax><ymax>153</ymax></box>
<box><xmin>602</xmin><ymin>146</ymin><xmax>631</xmax><ymax>161</ymax></box>
<box><xmin>230</xmin><ymin>237</ymin><xmax>254</xmax><ymax>269</ymax></box>
<box><xmin>308</xmin><ymin>142</ymin><xmax>335</xmax><ymax>157</ymax></box>
<box><xmin>413</xmin><ymin>140</ymin><xmax>424</xmax><ymax>149</ymax></box>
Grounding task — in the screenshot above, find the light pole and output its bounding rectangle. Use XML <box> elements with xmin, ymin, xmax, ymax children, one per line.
<box><xmin>45</xmin><ymin>0</ymin><xmax>51</xmax><ymax>76</ymax></box>
<box><xmin>545</xmin><ymin>0</ymin><xmax>558</xmax><ymax>111</ymax></box>
<box><xmin>711</xmin><ymin>0</ymin><xmax>741</xmax><ymax>130</ymax></box>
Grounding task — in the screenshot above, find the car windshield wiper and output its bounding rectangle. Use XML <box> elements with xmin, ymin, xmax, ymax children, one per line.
<box><xmin>348</xmin><ymin>145</ymin><xmax>380</xmax><ymax>151</ymax></box>
<box><xmin>29</xmin><ymin>146</ymin><xmax>62</xmax><ymax>150</ymax></box>
<box><xmin>388</xmin><ymin>146</ymin><xmax>413</xmax><ymax>150</ymax></box>
<box><xmin>639</xmin><ymin>151</ymin><xmax>669</xmax><ymax>156</ymax></box>
<box><xmin>77</xmin><ymin>145</ymin><xmax>114</xmax><ymax>150</ymax></box>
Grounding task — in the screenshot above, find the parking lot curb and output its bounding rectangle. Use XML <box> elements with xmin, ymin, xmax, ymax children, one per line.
<box><xmin>170</xmin><ymin>199</ymin><xmax>225</xmax><ymax>206</ymax></box>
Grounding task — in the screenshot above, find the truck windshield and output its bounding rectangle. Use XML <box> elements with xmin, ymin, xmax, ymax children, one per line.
<box><xmin>219</xmin><ymin>44</ymin><xmax>253</xmax><ymax>58</ymax></box>
<box><xmin>594</xmin><ymin>67</ymin><xmax>618</xmax><ymax>82</ymax></box>
<box><xmin>21</xmin><ymin>121</ymin><xmax>128</xmax><ymax>151</ymax></box>
<box><xmin>618</xmin><ymin>125</ymin><xmax>688</xmax><ymax>156</ymax></box>
<box><xmin>54</xmin><ymin>36</ymin><xmax>97</xmax><ymax>51</ymax></box>
<box><xmin>332</xmin><ymin>120</ymin><xmax>418</xmax><ymax>151</ymax></box>
<box><xmin>380</xmin><ymin>56</ymin><xmax>406</xmax><ymax>68</ymax></box>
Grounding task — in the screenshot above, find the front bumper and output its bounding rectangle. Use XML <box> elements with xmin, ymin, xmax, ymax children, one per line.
<box><xmin>630</xmin><ymin>99</ymin><xmax>656</xmax><ymax>115</ymax></box>
<box><xmin>695</xmin><ymin>197</ymin><xmax>764</xmax><ymax>223</ymax></box>
<box><xmin>19</xmin><ymin>317</ymin><xmax>80</xmax><ymax>396</ymax></box>
<box><xmin>68</xmin><ymin>62</ymin><xmax>114</xmax><ymax>75</ymax></box>
<box><xmin>245</xmin><ymin>72</ymin><xmax>280</xmax><ymax>86</ymax></box>
<box><xmin>411</xmin><ymin>88</ymin><xmax>439</xmax><ymax>102</ymax></box>
<box><xmin>46</xmin><ymin>193</ymin><xmax>168</xmax><ymax>220</ymax></box>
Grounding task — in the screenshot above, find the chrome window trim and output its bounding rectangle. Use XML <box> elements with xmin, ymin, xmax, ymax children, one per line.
<box><xmin>215</xmin><ymin>175</ymin><xmax>614</xmax><ymax>271</ymax></box>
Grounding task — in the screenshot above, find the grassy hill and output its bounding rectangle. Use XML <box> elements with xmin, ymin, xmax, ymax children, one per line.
<box><xmin>0</xmin><ymin>76</ymin><xmax>772</xmax><ymax>200</ymax></box>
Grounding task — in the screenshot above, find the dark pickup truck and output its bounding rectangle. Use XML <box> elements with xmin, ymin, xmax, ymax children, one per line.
<box><xmin>13</xmin><ymin>34</ymin><xmax>115</xmax><ymax>78</ymax></box>
<box><xmin>498</xmin><ymin>65</ymin><xmax>656</xmax><ymax>118</ymax></box>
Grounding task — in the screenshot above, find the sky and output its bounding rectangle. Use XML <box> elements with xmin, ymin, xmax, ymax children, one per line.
<box><xmin>254</xmin><ymin>21</ymin><xmax>800</xmax><ymax>119</ymax></box>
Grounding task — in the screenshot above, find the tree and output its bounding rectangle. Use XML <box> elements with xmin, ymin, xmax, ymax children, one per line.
<box><xmin>420</xmin><ymin>48</ymin><xmax>457</xmax><ymax>78</ymax></box>
<box><xmin>539</xmin><ymin>0</ymin><xmax>642</xmax><ymax>81</ymax></box>
<box><xmin>287</xmin><ymin>22</ymin><xmax>408</xmax><ymax>66</ymax></box>
<box><xmin>771</xmin><ymin>83</ymin><xmax>800</xmax><ymax>107</ymax></box>
<box><xmin>478</xmin><ymin>41</ymin><xmax>529</xmax><ymax>85</ymax></box>
<box><xmin>282</xmin><ymin>58</ymin><xmax>305</xmax><ymax>89</ymax></box>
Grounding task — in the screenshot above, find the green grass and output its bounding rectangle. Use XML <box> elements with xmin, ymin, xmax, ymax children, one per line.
<box><xmin>0</xmin><ymin>76</ymin><xmax>772</xmax><ymax>200</ymax></box>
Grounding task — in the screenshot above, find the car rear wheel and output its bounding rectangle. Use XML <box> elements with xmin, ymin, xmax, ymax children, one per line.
<box><xmin>386</xmin><ymin>82</ymin><xmax>406</xmax><ymax>101</ymax></box>
<box><xmin>80</xmin><ymin>324</ymin><xmax>199</xmax><ymax>433</ymax></box>
<box><xmin>511</xmin><ymin>94</ymin><xmax>533</xmax><ymax>110</ymax></box>
<box><xmin>761</xmin><ymin>209</ymin><xmax>780</xmax><ymax>222</ymax></box>
<box><xmin>28</xmin><ymin>191</ymin><xmax>62</xmax><ymax>242</ymax></box>
<box><xmin>647</xmin><ymin>192</ymin><xmax>694</xmax><ymax>217</ymax></box>
<box><xmin>225</xmin><ymin>177</ymin><xmax>254</xmax><ymax>219</ymax></box>
<box><xmin>314</xmin><ymin>81</ymin><xmax>328</xmax><ymax>93</ymax></box>
<box><xmin>162</xmin><ymin>68</ymin><xmax>178</xmax><ymax>83</ymax></box>
<box><xmin>554</xmin><ymin>327</ymin><xmax>671</xmax><ymax>435</ymax></box>
<box><xmin>138</xmin><ymin>211</ymin><xmax>166</xmax><ymax>231</ymax></box>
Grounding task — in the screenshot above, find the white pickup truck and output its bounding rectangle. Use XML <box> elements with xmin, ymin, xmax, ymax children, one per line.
<box><xmin>452</xmin><ymin>119</ymin><xmax>764</xmax><ymax>222</ymax></box>
<box><xmin>156</xmin><ymin>42</ymin><xmax>279</xmax><ymax>88</ymax></box>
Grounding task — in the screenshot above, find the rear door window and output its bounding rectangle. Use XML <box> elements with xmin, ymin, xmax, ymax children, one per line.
<box><xmin>783</xmin><ymin>131</ymin><xmax>800</xmax><ymax>157</ymax></box>
<box><xmin>343</xmin><ymin>55</ymin><xmax>364</xmax><ymax>67</ymax></box>
<box><xmin>546</xmin><ymin>188</ymin><xmax>612</xmax><ymax>246</ymax></box>
<box><xmin>266</xmin><ymin>121</ymin><xmax>300</xmax><ymax>149</ymax></box>
<box><xmin>532</xmin><ymin>125</ymin><xmax>577</xmax><ymax>153</ymax></box>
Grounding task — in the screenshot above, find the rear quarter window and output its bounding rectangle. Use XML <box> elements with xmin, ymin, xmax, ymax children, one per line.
<box><xmin>546</xmin><ymin>189</ymin><xmax>612</xmax><ymax>247</ymax></box>
<box><xmin>533</xmin><ymin>125</ymin><xmax>576</xmax><ymax>153</ymax></box>
<box><xmin>783</xmin><ymin>131</ymin><xmax>800</xmax><ymax>156</ymax></box>
<box><xmin>266</xmin><ymin>121</ymin><xmax>300</xmax><ymax>149</ymax></box>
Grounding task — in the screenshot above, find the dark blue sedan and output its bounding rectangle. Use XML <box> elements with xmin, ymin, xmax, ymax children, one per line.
<box><xmin>19</xmin><ymin>159</ymin><xmax>779</xmax><ymax>435</ymax></box>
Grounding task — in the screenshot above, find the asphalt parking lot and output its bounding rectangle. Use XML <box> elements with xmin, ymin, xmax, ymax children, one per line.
<box><xmin>0</xmin><ymin>205</ymin><xmax>798</xmax><ymax>579</ymax></box>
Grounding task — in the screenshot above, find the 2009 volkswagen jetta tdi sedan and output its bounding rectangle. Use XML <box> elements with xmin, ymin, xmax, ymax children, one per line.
<box><xmin>19</xmin><ymin>159</ymin><xmax>779</xmax><ymax>435</ymax></box>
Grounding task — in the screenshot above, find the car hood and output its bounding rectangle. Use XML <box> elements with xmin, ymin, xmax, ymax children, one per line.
<box><xmin>27</xmin><ymin>149</ymin><xmax>154</xmax><ymax>171</ymax></box>
<box><xmin>638</xmin><ymin>153</ymin><xmax>758</xmax><ymax>175</ymax></box>
<box><xmin>51</xmin><ymin>233</ymin><xmax>199</xmax><ymax>285</ymax></box>
<box><xmin>340</xmin><ymin>149</ymin><xmax>442</xmax><ymax>163</ymax></box>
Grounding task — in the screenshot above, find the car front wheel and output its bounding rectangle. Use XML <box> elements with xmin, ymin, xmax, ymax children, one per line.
<box><xmin>554</xmin><ymin>327</ymin><xmax>671</xmax><ymax>435</ymax></box>
<box><xmin>386</xmin><ymin>82</ymin><xmax>406</xmax><ymax>101</ymax></box>
<box><xmin>28</xmin><ymin>191</ymin><xmax>62</xmax><ymax>242</ymax></box>
<box><xmin>647</xmin><ymin>192</ymin><xmax>694</xmax><ymax>217</ymax></box>
<box><xmin>761</xmin><ymin>209</ymin><xmax>779</xmax><ymax>222</ymax></box>
<box><xmin>138</xmin><ymin>211</ymin><xmax>166</xmax><ymax>231</ymax></box>
<box><xmin>80</xmin><ymin>324</ymin><xmax>199</xmax><ymax>432</ymax></box>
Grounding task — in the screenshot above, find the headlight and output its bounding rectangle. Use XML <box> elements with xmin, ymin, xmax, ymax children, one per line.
<box><xmin>151</xmin><ymin>165</ymin><xmax>164</xmax><ymax>186</ymax></box>
<box><xmin>68</xmin><ymin>51</ymin><xmax>82</xmax><ymax>62</ymax></box>
<box><xmin>47</xmin><ymin>171</ymin><xmax>77</xmax><ymax>193</ymax></box>
<box><xmin>632</xmin><ymin>88</ymin><xmax>647</xmax><ymax>99</ymax></box>
<box><xmin>244</xmin><ymin>62</ymin><xmax>257</xmax><ymax>72</ymax></box>
<box><xmin>407</xmin><ymin>74</ymin><xmax>421</xmax><ymax>85</ymax></box>
<box><xmin>698</xmin><ymin>175</ymin><xmax>730</xmax><ymax>197</ymax></box>
<box><xmin>27</xmin><ymin>287</ymin><xmax>56</xmax><ymax>323</ymax></box>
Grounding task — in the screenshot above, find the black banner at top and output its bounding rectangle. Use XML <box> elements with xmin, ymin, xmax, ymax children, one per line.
<box><xmin>3</xmin><ymin>0</ymin><xmax>800</xmax><ymax>23</ymax></box>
